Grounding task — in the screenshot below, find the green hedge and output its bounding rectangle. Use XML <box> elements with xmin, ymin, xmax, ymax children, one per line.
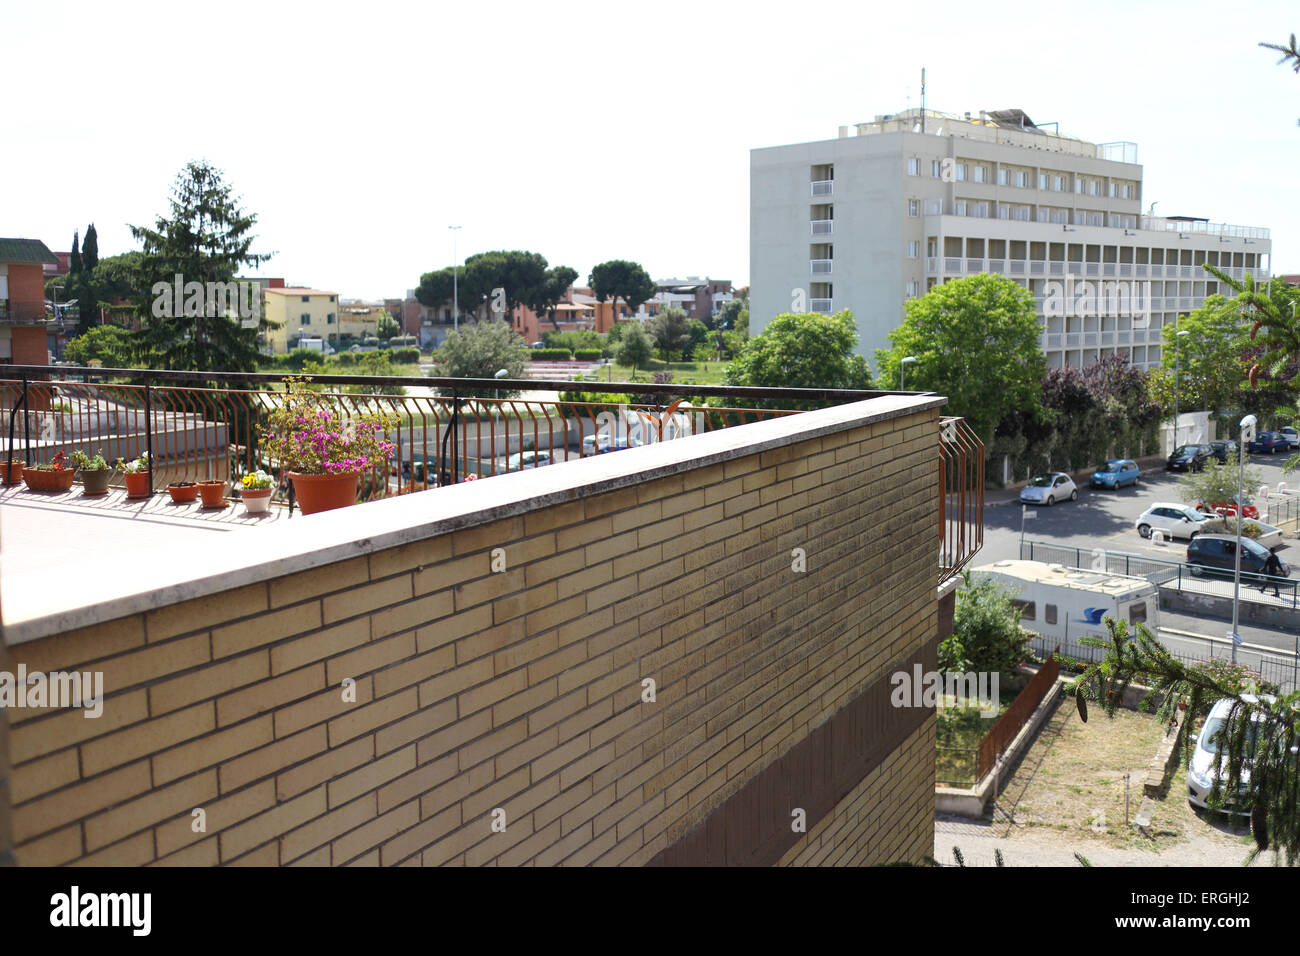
<box><xmin>574</xmin><ymin>348</ymin><xmax>602</xmax><ymax>360</ymax></box>
<box><xmin>529</xmin><ymin>348</ymin><xmax>574</xmax><ymax>361</ymax></box>
<box><xmin>335</xmin><ymin>352</ymin><xmax>356</xmax><ymax>366</ymax></box>
<box><xmin>391</xmin><ymin>347</ymin><xmax>420</xmax><ymax>364</ymax></box>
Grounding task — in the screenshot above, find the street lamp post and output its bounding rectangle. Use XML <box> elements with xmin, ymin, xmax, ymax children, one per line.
<box><xmin>494</xmin><ymin>367</ymin><xmax>508</xmax><ymax>404</ymax></box>
<box><xmin>900</xmin><ymin>356</ymin><xmax>917</xmax><ymax>391</ymax></box>
<box><xmin>1231</xmin><ymin>414</ymin><xmax>1258</xmax><ymax>664</ymax></box>
<box><xmin>450</xmin><ymin>226</ymin><xmax>462</xmax><ymax>332</ymax></box>
<box><xmin>1174</xmin><ymin>328</ymin><xmax>1190</xmax><ymax>451</ymax></box>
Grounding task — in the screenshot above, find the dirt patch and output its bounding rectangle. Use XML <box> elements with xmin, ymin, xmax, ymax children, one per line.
<box><xmin>990</xmin><ymin>696</ymin><xmax>1255</xmax><ymax>854</ymax></box>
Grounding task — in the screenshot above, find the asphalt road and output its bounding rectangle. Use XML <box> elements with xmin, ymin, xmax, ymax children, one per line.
<box><xmin>973</xmin><ymin>452</ymin><xmax>1300</xmax><ymax>661</ymax></box>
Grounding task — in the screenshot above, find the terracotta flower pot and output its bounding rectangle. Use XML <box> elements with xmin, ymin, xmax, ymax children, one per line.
<box><xmin>80</xmin><ymin>468</ymin><xmax>113</xmax><ymax>495</ymax></box>
<box><xmin>23</xmin><ymin>467</ymin><xmax>76</xmax><ymax>492</ymax></box>
<box><xmin>167</xmin><ymin>481</ymin><xmax>199</xmax><ymax>504</ymax></box>
<box><xmin>198</xmin><ymin>480</ymin><xmax>227</xmax><ymax>509</ymax></box>
<box><xmin>288</xmin><ymin>471</ymin><xmax>360</xmax><ymax>515</ymax></box>
<box><xmin>241</xmin><ymin>487</ymin><xmax>273</xmax><ymax>514</ymax></box>
<box><xmin>124</xmin><ymin>471</ymin><xmax>151</xmax><ymax>499</ymax></box>
<box><xmin>2</xmin><ymin>460</ymin><xmax>22</xmax><ymax>485</ymax></box>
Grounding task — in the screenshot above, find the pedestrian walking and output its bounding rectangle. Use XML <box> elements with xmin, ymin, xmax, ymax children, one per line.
<box><xmin>1258</xmin><ymin>550</ymin><xmax>1284</xmax><ymax>598</ymax></box>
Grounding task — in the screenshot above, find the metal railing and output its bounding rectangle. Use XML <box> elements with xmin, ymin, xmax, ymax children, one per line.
<box><xmin>977</xmin><ymin>652</ymin><xmax>1059</xmax><ymax>779</ymax></box>
<box><xmin>1019</xmin><ymin>538</ymin><xmax>1300</xmax><ymax>609</ymax></box>
<box><xmin>940</xmin><ymin>416</ymin><xmax>984</xmax><ymax>584</ymax></box>
<box><xmin>810</xmin><ymin>220</ymin><xmax>834</xmax><ymax>236</ymax></box>
<box><xmin>810</xmin><ymin>180</ymin><xmax>833</xmax><ymax>197</ymax></box>
<box><xmin>4</xmin><ymin>368</ymin><xmax>984</xmax><ymax>576</ymax></box>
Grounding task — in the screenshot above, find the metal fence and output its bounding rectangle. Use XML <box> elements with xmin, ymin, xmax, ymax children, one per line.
<box><xmin>1025</xmin><ymin>633</ymin><xmax>1299</xmax><ymax>695</ymax></box>
<box><xmin>977</xmin><ymin>653</ymin><xmax>1060</xmax><ymax>779</ymax></box>
<box><xmin>1018</xmin><ymin>538</ymin><xmax>1300</xmax><ymax>608</ymax></box>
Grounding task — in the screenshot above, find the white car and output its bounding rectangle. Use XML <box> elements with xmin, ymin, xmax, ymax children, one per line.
<box><xmin>506</xmin><ymin>450</ymin><xmax>551</xmax><ymax>470</ymax></box>
<box><xmin>1134</xmin><ymin>502</ymin><xmax>1223</xmax><ymax>541</ymax></box>
<box><xmin>1281</xmin><ymin>426</ymin><xmax>1299</xmax><ymax>450</ymax></box>
<box><xmin>1019</xmin><ymin>472</ymin><xmax>1078</xmax><ymax>506</ymax></box>
<box><xmin>1188</xmin><ymin>695</ymin><xmax>1276</xmax><ymax>814</ymax></box>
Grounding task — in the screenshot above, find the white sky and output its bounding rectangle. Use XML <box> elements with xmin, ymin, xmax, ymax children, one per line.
<box><xmin>5</xmin><ymin>0</ymin><xmax>1297</xmax><ymax>300</ymax></box>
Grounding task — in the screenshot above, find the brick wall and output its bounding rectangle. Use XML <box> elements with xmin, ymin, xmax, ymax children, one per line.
<box><xmin>5</xmin><ymin>402</ymin><xmax>944</xmax><ymax>865</ymax></box>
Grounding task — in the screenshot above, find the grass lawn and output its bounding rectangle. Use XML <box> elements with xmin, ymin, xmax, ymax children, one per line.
<box><xmin>935</xmin><ymin>688</ymin><xmax>1019</xmax><ymax>788</ymax></box>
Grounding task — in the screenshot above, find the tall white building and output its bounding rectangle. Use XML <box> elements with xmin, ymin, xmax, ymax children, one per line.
<box><xmin>750</xmin><ymin>108</ymin><xmax>1271</xmax><ymax>369</ymax></box>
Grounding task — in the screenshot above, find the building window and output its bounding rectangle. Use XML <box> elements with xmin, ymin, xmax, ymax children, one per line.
<box><xmin>906</xmin><ymin>240</ymin><xmax>920</xmax><ymax>258</ymax></box>
<box><xmin>906</xmin><ymin>280</ymin><xmax>919</xmax><ymax>298</ymax></box>
<box><xmin>931</xmin><ymin>159</ymin><xmax>942</xmax><ymax>178</ymax></box>
<box><xmin>908</xmin><ymin>199</ymin><xmax>919</xmax><ymax>217</ymax></box>
<box><xmin>907</xmin><ymin>157</ymin><xmax>920</xmax><ymax>176</ymax></box>
<box><xmin>973</xmin><ymin>165</ymin><xmax>987</xmax><ymax>183</ymax></box>
<box><xmin>329</xmin><ymin>296</ymin><xmax>336</xmax><ymax>303</ymax></box>
<box><xmin>1015</xmin><ymin>170</ymin><xmax>1028</xmax><ymax>188</ymax></box>
<box><xmin>998</xmin><ymin>168</ymin><xmax>1009</xmax><ymax>186</ymax></box>
<box><xmin>1054</xmin><ymin>175</ymin><xmax>1066</xmax><ymax>191</ymax></box>
<box><xmin>327</xmin><ymin>314</ymin><xmax>335</xmax><ymax>324</ymax></box>
<box><xmin>954</xmin><ymin>163</ymin><xmax>968</xmax><ymax>181</ymax></box>
<box><xmin>301</xmin><ymin>295</ymin><xmax>309</xmax><ymax>302</ymax></box>
<box><xmin>954</xmin><ymin>199</ymin><xmax>966</xmax><ymax>216</ymax></box>
<box><xmin>1038</xmin><ymin>173</ymin><xmax>1049</xmax><ymax>190</ymax></box>
<box><xmin>301</xmin><ymin>314</ymin><xmax>311</xmax><ymax>324</ymax></box>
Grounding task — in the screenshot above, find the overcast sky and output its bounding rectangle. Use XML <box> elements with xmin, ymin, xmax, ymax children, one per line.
<box><xmin>6</xmin><ymin>0</ymin><xmax>1296</xmax><ymax>300</ymax></box>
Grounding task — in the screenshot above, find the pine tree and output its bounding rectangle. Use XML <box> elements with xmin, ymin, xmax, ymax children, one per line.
<box><xmin>70</xmin><ymin>230</ymin><xmax>83</xmax><ymax>274</ymax></box>
<box><xmin>82</xmin><ymin>223</ymin><xmax>99</xmax><ymax>271</ymax></box>
<box><xmin>128</xmin><ymin>160</ymin><xmax>273</xmax><ymax>374</ymax></box>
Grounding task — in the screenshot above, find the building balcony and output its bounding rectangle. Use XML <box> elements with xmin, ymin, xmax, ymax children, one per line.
<box><xmin>811</xmin><ymin>180</ymin><xmax>833</xmax><ymax>197</ymax></box>
<box><xmin>0</xmin><ymin>365</ymin><xmax>982</xmax><ymax>867</ymax></box>
<box><xmin>811</xmin><ymin>219</ymin><xmax>834</xmax><ymax>236</ymax></box>
<box><xmin>810</xmin><ymin>298</ymin><xmax>833</xmax><ymax>313</ymax></box>
<box><xmin>810</xmin><ymin>259</ymin><xmax>833</xmax><ymax>275</ymax></box>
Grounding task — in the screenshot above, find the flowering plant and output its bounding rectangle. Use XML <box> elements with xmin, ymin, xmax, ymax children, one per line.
<box><xmin>241</xmin><ymin>470</ymin><xmax>274</xmax><ymax>491</ymax></box>
<box><xmin>116</xmin><ymin>452</ymin><xmax>150</xmax><ymax>473</ymax></box>
<box><xmin>260</xmin><ymin>377</ymin><xmax>398</xmax><ymax>476</ymax></box>
<box><xmin>29</xmin><ymin>450</ymin><xmax>71</xmax><ymax>472</ymax></box>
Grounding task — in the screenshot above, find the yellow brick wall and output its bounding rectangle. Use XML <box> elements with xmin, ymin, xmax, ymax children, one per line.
<box><xmin>6</xmin><ymin>406</ymin><xmax>941</xmax><ymax>865</ymax></box>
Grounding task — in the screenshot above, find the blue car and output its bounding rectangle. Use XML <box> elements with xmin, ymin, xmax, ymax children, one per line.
<box><xmin>1090</xmin><ymin>459</ymin><xmax>1140</xmax><ymax>489</ymax></box>
<box><xmin>1248</xmin><ymin>432</ymin><xmax>1289</xmax><ymax>455</ymax></box>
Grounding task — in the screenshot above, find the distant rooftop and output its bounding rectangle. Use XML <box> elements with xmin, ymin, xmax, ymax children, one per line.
<box><xmin>0</xmin><ymin>238</ymin><xmax>59</xmax><ymax>264</ymax></box>
<box><xmin>265</xmin><ymin>287</ymin><xmax>337</xmax><ymax>296</ymax></box>
<box><xmin>842</xmin><ymin>107</ymin><xmax>1138</xmax><ymax>164</ymax></box>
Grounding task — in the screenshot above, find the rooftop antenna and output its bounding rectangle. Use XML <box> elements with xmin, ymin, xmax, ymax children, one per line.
<box><xmin>920</xmin><ymin>67</ymin><xmax>926</xmax><ymax>134</ymax></box>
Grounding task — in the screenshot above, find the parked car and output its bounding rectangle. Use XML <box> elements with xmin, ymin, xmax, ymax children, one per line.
<box><xmin>1185</xmin><ymin>534</ymin><xmax>1288</xmax><ymax>578</ymax></box>
<box><xmin>1090</xmin><ymin>459</ymin><xmax>1140</xmax><ymax>489</ymax></box>
<box><xmin>1207</xmin><ymin>440</ymin><xmax>1239</xmax><ymax>463</ymax></box>
<box><xmin>1187</xmin><ymin>695</ymin><xmax>1278</xmax><ymax>814</ymax></box>
<box><xmin>1135</xmin><ymin>503</ymin><xmax>1222</xmax><ymax>541</ymax></box>
<box><xmin>1248</xmin><ymin>431</ymin><xmax>1289</xmax><ymax>455</ymax></box>
<box><xmin>529</xmin><ymin>341</ymin><xmax>547</xmax><ymax>349</ymax></box>
<box><xmin>1018</xmin><ymin>472</ymin><xmax>1078</xmax><ymax>506</ymax></box>
<box><xmin>582</xmin><ymin>433</ymin><xmax>644</xmax><ymax>455</ymax></box>
<box><xmin>1166</xmin><ymin>444</ymin><xmax>1211</xmax><ymax>473</ymax></box>
<box><xmin>505</xmin><ymin>450</ymin><xmax>552</xmax><ymax>470</ymax></box>
<box><xmin>1281</xmin><ymin>426</ymin><xmax>1300</xmax><ymax>450</ymax></box>
<box><xmin>1194</xmin><ymin>495</ymin><xmax>1261</xmax><ymax>521</ymax></box>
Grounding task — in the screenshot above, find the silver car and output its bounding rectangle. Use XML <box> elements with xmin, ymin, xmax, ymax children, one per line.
<box><xmin>1187</xmin><ymin>695</ymin><xmax>1275</xmax><ymax>814</ymax></box>
<box><xmin>1019</xmin><ymin>472</ymin><xmax>1078</xmax><ymax>506</ymax></box>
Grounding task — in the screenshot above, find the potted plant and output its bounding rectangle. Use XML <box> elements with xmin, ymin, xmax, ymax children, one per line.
<box><xmin>2</xmin><ymin>455</ymin><xmax>22</xmax><ymax>485</ymax></box>
<box><xmin>22</xmin><ymin>450</ymin><xmax>77</xmax><ymax>492</ymax></box>
<box><xmin>198</xmin><ymin>478</ymin><xmax>227</xmax><ymax>509</ymax></box>
<box><xmin>166</xmin><ymin>480</ymin><xmax>199</xmax><ymax>503</ymax></box>
<box><xmin>116</xmin><ymin>452</ymin><xmax>151</xmax><ymax>498</ymax></box>
<box><xmin>260</xmin><ymin>377</ymin><xmax>398</xmax><ymax>515</ymax></box>
<box><xmin>239</xmin><ymin>470</ymin><xmax>275</xmax><ymax>514</ymax></box>
<box><xmin>71</xmin><ymin>449</ymin><xmax>114</xmax><ymax>495</ymax></box>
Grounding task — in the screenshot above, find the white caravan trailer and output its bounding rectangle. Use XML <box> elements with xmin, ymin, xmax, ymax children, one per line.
<box><xmin>970</xmin><ymin>559</ymin><xmax>1160</xmax><ymax>646</ymax></box>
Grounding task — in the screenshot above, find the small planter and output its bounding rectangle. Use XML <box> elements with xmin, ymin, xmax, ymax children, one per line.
<box><xmin>123</xmin><ymin>471</ymin><xmax>151</xmax><ymax>499</ymax></box>
<box><xmin>2</xmin><ymin>460</ymin><xmax>22</xmax><ymax>485</ymax></box>
<box><xmin>288</xmin><ymin>471</ymin><xmax>360</xmax><ymax>515</ymax></box>
<box><xmin>167</xmin><ymin>481</ymin><xmax>199</xmax><ymax>504</ymax></box>
<box><xmin>80</xmin><ymin>468</ymin><xmax>113</xmax><ymax>495</ymax></box>
<box><xmin>198</xmin><ymin>480</ymin><xmax>227</xmax><ymax>509</ymax></box>
<box><xmin>241</xmin><ymin>487</ymin><xmax>273</xmax><ymax>514</ymax></box>
<box><xmin>23</xmin><ymin>467</ymin><xmax>76</xmax><ymax>493</ymax></box>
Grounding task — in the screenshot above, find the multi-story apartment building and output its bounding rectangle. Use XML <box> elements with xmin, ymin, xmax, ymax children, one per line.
<box><xmin>751</xmin><ymin>108</ymin><xmax>1271</xmax><ymax>369</ymax></box>
<box><xmin>262</xmin><ymin>286</ymin><xmax>339</xmax><ymax>353</ymax></box>
<box><xmin>655</xmin><ymin>277</ymin><xmax>733</xmax><ymax>320</ymax></box>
